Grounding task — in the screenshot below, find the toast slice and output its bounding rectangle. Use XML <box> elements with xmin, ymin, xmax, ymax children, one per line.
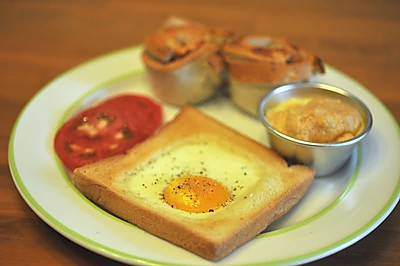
<box><xmin>72</xmin><ymin>106</ymin><xmax>315</xmax><ymax>261</ymax></box>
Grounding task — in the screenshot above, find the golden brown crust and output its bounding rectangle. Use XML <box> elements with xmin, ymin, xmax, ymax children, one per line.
<box><xmin>222</xmin><ymin>34</ymin><xmax>325</xmax><ymax>83</ymax></box>
<box><xmin>142</xmin><ymin>42</ymin><xmax>220</xmax><ymax>72</ymax></box>
<box><xmin>142</xmin><ymin>17</ymin><xmax>230</xmax><ymax>72</ymax></box>
<box><xmin>73</xmin><ymin>107</ymin><xmax>315</xmax><ymax>261</ymax></box>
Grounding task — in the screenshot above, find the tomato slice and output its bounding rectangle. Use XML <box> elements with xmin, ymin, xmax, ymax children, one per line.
<box><xmin>54</xmin><ymin>94</ymin><xmax>163</xmax><ymax>170</ymax></box>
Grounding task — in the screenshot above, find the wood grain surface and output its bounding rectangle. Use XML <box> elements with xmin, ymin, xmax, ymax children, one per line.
<box><xmin>1</xmin><ymin>0</ymin><xmax>399</xmax><ymax>265</ymax></box>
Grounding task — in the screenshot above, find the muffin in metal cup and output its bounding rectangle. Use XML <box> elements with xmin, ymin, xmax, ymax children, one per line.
<box><xmin>142</xmin><ymin>17</ymin><xmax>231</xmax><ymax>106</ymax></box>
<box><xmin>258</xmin><ymin>83</ymin><xmax>373</xmax><ymax>176</ymax></box>
<box><xmin>223</xmin><ymin>35</ymin><xmax>325</xmax><ymax>116</ymax></box>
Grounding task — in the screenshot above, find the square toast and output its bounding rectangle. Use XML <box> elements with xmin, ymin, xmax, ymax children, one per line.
<box><xmin>72</xmin><ymin>106</ymin><xmax>315</xmax><ymax>261</ymax></box>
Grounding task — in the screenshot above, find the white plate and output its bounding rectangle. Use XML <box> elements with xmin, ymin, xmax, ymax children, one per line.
<box><xmin>9</xmin><ymin>46</ymin><xmax>400</xmax><ymax>265</ymax></box>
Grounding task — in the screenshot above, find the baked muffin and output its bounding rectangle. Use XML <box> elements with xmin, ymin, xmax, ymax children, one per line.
<box><xmin>222</xmin><ymin>35</ymin><xmax>325</xmax><ymax>116</ymax></box>
<box><xmin>142</xmin><ymin>17</ymin><xmax>232</xmax><ymax>106</ymax></box>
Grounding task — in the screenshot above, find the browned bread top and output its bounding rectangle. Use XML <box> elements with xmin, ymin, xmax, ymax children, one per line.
<box><xmin>142</xmin><ymin>17</ymin><xmax>231</xmax><ymax>72</ymax></box>
<box><xmin>222</xmin><ymin>34</ymin><xmax>325</xmax><ymax>83</ymax></box>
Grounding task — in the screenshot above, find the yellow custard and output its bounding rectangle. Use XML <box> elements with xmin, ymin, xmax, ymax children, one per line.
<box><xmin>266</xmin><ymin>97</ymin><xmax>363</xmax><ymax>143</ymax></box>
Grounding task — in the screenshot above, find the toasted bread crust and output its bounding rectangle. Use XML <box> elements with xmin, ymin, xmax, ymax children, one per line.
<box><xmin>222</xmin><ymin>34</ymin><xmax>325</xmax><ymax>84</ymax></box>
<box><xmin>142</xmin><ymin>17</ymin><xmax>230</xmax><ymax>72</ymax></box>
<box><xmin>142</xmin><ymin>41</ymin><xmax>221</xmax><ymax>72</ymax></box>
<box><xmin>73</xmin><ymin>107</ymin><xmax>314</xmax><ymax>261</ymax></box>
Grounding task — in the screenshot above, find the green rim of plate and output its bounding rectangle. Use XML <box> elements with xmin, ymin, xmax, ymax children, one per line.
<box><xmin>8</xmin><ymin>45</ymin><xmax>400</xmax><ymax>266</ymax></box>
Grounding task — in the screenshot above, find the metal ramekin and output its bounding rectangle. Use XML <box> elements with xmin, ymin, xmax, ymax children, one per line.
<box><xmin>258</xmin><ymin>83</ymin><xmax>373</xmax><ymax>176</ymax></box>
<box><xmin>229</xmin><ymin>78</ymin><xmax>280</xmax><ymax>116</ymax></box>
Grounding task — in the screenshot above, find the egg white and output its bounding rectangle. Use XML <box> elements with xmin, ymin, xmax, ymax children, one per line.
<box><xmin>114</xmin><ymin>138</ymin><xmax>283</xmax><ymax>219</ymax></box>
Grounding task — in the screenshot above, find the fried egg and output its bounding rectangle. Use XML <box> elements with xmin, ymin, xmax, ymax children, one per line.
<box><xmin>115</xmin><ymin>137</ymin><xmax>279</xmax><ymax>217</ymax></box>
<box><xmin>163</xmin><ymin>175</ymin><xmax>230</xmax><ymax>213</ymax></box>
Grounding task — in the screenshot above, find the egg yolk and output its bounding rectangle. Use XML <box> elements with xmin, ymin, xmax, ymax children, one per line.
<box><xmin>163</xmin><ymin>175</ymin><xmax>230</xmax><ymax>213</ymax></box>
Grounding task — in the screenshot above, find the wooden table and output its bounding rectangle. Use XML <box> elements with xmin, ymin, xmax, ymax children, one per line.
<box><xmin>1</xmin><ymin>1</ymin><xmax>399</xmax><ymax>265</ymax></box>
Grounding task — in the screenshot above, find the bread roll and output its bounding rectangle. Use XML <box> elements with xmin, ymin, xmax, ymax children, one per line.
<box><xmin>142</xmin><ymin>17</ymin><xmax>232</xmax><ymax>106</ymax></box>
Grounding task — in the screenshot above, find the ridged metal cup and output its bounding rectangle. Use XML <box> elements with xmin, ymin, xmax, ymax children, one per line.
<box><xmin>229</xmin><ymin>78</ymin><xmax>280</xmax><ymax>116</ymax></box>
<box><xmin>258</xmin><ymin>83</ymin><xmax>373</xmax><ymax>176</ymax></box>
<box><xmin>145</xmin><ymin>56</ymin><xmax>225</xmax><ymax>106</ymax></box>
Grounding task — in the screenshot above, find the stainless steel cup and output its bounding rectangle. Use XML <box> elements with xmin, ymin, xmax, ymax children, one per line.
<box><xmin>258</xmin><ymin>83</ymin><xmax>373</xmax><ymax>176</ymax></box>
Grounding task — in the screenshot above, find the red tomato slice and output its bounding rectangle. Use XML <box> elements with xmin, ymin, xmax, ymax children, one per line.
<box><xmin>54</xmin><ymin>94</ymin><xmax>163</xmax><ymax>170</ymax></box>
